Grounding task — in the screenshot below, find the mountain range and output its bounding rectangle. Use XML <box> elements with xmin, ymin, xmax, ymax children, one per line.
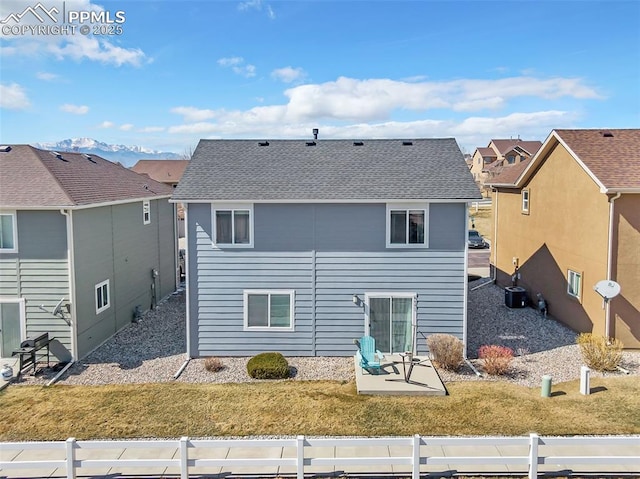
<box><xmin>34</xmin><ymin>138</ymin><xmax>182</xmax><ymax>166</ymax></box>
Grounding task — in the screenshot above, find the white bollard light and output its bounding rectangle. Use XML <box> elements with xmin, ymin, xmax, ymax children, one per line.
<box><xmin>580</xmin><ymin>366</ymin><xmax>591</xmax><ymax>395</ymax></box>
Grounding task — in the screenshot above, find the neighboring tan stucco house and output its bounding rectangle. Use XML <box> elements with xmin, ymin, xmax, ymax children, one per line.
<box><xmin>131</xmin><ymin>160</ymin><xmax>189</xmax><ymax>188</ymax></box>
<box><xmin>0</xmin><ymin>146</ymin><xmax>178</xmax><ymax>361</ymax></box>
<box><xmin>487</xmin><ymin>129</ymin><xmax>640</xmax><ymax>348</ymax></box>
<box><xmin>172</xmin><ymin>138</ymin><xmax>481</xmax><ymax>358</ymax></box>
<box><xmin>471</xmin><ymin>139</ymin><xmax>542</xmax><ymax>193</ymax></box>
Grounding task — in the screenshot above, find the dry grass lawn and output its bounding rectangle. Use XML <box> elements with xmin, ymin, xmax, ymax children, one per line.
<box><xmin>469</xmin><ymin>206</ymin><xmax>492</xmax><ymax>241</ymax></box>
<box><xmin>1</xmin><ymin>376</ymin><xmax>638</xmax><ymax>441</ymax></box>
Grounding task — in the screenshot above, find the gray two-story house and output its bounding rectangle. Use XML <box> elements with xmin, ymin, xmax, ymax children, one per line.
<box><xmin>0</xmin><ymin>145</ymin><xmax>178</xmax><ymax>361</ymax></box>
<box><xmin>172</xmin><ymin>138</ymin><xmax>481</xmax><ymax>358</ymax></box>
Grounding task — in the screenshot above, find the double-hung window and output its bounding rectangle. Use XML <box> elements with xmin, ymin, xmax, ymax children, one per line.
<box><xmin>213</xmin><ymin>204</ymin><xmax>253</xmax><ymax>247</ymax></box>
<box><xmin>521</xmin><ymin>189</ymin><xmax>530</xmax><ymax>214</ymax></box>
<box><xmin>244</xmin><ymin>290</ymin><xmax>294</xmax><ymax>330</ymax></box>
<box><xmin>567</xmin><ymin>270</ymin><xmax>582</xmax><ymax>300</ymax></box>
<box><xmin>0</xmin><ymin>212</ymin><xmax>17</xmax><ymax>253</ymax></box>
<box><xmin>387</xmin><ymin>204</ymin><xmax>428</xmax><ymax>247</ymax></box>
<box><xmin>95</xmin><ymin>280</ymin><xmax>110</xmax><ymax>314</ymax></box>
<box><xmin>143</xmin><ymin>200</ymin><xmax>151</xmax><ymax>225</ymax></box>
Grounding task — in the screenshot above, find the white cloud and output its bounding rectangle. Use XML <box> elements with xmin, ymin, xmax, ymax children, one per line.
<box><xmin>36</xmin><ymin>72</ymin><xmax>59</xmax><ymax>81</ymax></box>
<box><xmin>238</xmin><ymin>0</ymin><xmax>275</xmax><ymax>19</ymax></box>
<box><xmin>171</xmin><ymin>106</ymin><xmax>217</xmax><ymax>122</ymax></box>
<box><xmin>119</xmin><ymin>123</ymin><xmax>134</xmax><ymax>131</ymax></box>
<box><xmin>0</xmin><ymin>83</ymin><xmax>30</xmax><ymax>109</ymax></box>
<box><xmin>60</xmin><ymin>103</ymin><xmax>89</xmax><ymax>114</ymax></box>
<box><xmin>1</xmin><ymin>1</ymin><xmax>147</xmax><ymax>67</ymax></box>
<box><xmin>217</xmin><ymin>56</ymin><xmax>256</xmax><ymax>78</ymax></box>
<box><xmin>139</xmin><ymin>126</ymin><xmax>166</xmax><ymax>133</ymax></box>
<box><xmin>271</xmin><ymin>66</ymin><xmax>306</xmax><ymax>83</ymax></box>
<box><xmin>99</xmin><ymin>121</ymin><xmax>115</xmax><ymax>128</ymax></box>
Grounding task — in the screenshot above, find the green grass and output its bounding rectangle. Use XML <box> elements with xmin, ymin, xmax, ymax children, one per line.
<box><xmin>469</xmin><ymin>206</ymin><xmax>492</xmax><ymax>241</ymax></box>
<box><xmin>1</xmin><ymin>376</ymin><xmax>638</xmax><ymax>441</ymax></box>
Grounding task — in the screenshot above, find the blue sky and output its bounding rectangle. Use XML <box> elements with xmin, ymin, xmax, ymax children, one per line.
<box><xmin>1</xmin><ymin>0</ymin><xmax>639</xmax><ymax>155</ymax></box>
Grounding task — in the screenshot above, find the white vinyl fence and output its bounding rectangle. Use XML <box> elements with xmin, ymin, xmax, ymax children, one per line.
<box><xmin>1</xmin><ymin>434</ymin><xmax>638</xmax><ymax>478</ymax></box>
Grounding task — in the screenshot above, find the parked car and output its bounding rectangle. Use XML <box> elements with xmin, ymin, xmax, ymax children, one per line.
<box><xmin>468</xmin><ymin>229</ymin><xmax>488</xmax><ymax>248</ymax></box>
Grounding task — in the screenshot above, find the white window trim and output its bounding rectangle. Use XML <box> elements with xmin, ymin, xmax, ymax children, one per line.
<box><xmin>243</xmin><ymin>289</ymin><xmax>295</xmax><ymax>331</ymax></box>
<box><xmin>521</xmin><ymin>189</ymin><xmax>530</xmax><ymax>214</ymax></box>
<box><xmin>363</xmin><ymin>292</ymin><xmax>417</xmax><ymax>353</ymax></box>
<box><xmin>143</xmin><ymin>200</ymin><xmax>151</xmax><ymax>225</ymax></box>
<box><xmin>567</xmin><ymin>269</ymin><xmax>582</xmax><ymax>300</ymax></box>
<box><xmin>95</xmin><ymin>279</ymin><xmax>111</xmax><ymax>314</ymax></box>
<box><xmin>386</xmin><ymin>203</ymin><xmax>429</xmax><ymax>248</ymax></box>
<box><xmin>212</xmin><ymin>203</ymin><xmax>254</xmax><ymax>248</ymax></box>
<box><xmin>0</xmin><ymin>211</ymin><xmax>18</xmax><ymax>253</ymax></box>
<box><xmin>0</xmin><ymin>297</ymin><xmax>27</xmax><ymax>348</ymax></box>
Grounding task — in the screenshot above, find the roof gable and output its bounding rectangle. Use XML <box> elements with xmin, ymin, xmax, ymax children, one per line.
<box><xmin>0</xmin><ymin>145</ymin><xmax>173</xmax><ymax>208</ymax></box>
<box><xmin>173</xmin><ymin>139</ymin><xmax>481</xmax><ymax>202</ymax></box>
<box><xmin>131</xmin><ymin>159</ymin><xmax>189</xmax><ymax>183</ymax></box>
<box><xmin>489</xmin><ymin>139</ymin><xmax>542</xmax><ymax>156</ymax></box>
<box><xmin>487</xmin><ymin>129</ymin><xmax>640</xmax><ymax>192</ymax></box>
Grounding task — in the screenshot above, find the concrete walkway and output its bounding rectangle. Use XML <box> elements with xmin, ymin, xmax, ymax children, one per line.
<box><xmin>1</xmin><ymin>437</ymin><xmax>638</xmax><ymax>477</ymax></box>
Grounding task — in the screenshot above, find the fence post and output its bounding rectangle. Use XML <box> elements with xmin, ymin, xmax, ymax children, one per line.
<box><xmin>180</xmin><ymin>437</ymin><xmax>189</xmax><ymax>479</ymax></box>
<box><xmin>412</xmin><ymin>434</ymin><xmax>421</xmax><ymax>479</ymax></box>
<box><xmin>66</xmin><ymin>437</ymin><xmax>76</xmax><ymax>479</ymax></box>
<box><xmin>297</xmin><ymin>435</ymin><xmax>305</xmax><ymax>479</ymax></box>
<box><xmin>528</xmin><ymin>433</ymin><xmax>539</xmax><ymax>479</ymax></box>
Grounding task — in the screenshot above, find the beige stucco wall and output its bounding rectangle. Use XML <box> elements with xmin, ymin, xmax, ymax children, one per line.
<box><xmin>610</xmin><ymin>194</ymin><xmax>640</xmax><ymax>348</ymax></box>
<box><xmin>492</xmin><ymin>142</ymin><xmax>626</xmax><ymax>343</ymax></box>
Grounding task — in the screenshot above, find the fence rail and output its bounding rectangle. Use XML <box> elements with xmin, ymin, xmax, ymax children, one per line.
<box><xmin>1</xmin><ymin>434</ymin><xmax>638</xmax><ymax>478</ymax></box>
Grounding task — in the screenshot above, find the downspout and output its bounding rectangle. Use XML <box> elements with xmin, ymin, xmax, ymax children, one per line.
<box><xmin>174</xmin><ymin>203</ymin><xmax>191</xmax><ymax>379</ymax></box>
<box><xmin>53</xmin><ymin>209</ymin><xmax>77</xmax><ymax>384</ymax></box>
<box><xmin>605</xmin><ymin>192</ymin><xmax>621</xmax><ymax>339</ymax></box>
<box><xmin>463</xmin><ymin>202</ymin><xmax>470</xmax><ymax>358</ymax></box>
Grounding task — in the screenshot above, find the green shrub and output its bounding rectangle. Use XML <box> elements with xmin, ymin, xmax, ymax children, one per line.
<box><xmin>577</xmin><ymin>333</ymin><xmax>623</xmax><ymax>372</ymax></box>
<box><xmin>204</xmin><ymin>357</ymin><xmax>224</xmax><ymax>372</ymax></box>
<box><xmin>426</xmin><ymin>334</ymin><xmax>464</xmax><ymax>371</ymax></box>
<box><xmin>478</xmin><ymin>345</ymin><xmax>513</xmax><ymax>375</ymax></box>
<box><xmin>247</xmin><ymin>352</ymin><xmax>290</xmax><ymax>379</ymax></box>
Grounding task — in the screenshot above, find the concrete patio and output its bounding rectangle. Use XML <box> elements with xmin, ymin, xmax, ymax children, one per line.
<box><xmin>354</xmin><ymin>354</ymin><xmax>447</xmax><ymax>396</ymax></box>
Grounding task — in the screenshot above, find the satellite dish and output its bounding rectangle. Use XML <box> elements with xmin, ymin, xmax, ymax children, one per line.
<box><xmin>594</xmin><ymin>280</ymin><xmax>621</xmax><ymax>301</ymax></box>
<box><xmin>52</xmin><ymin>298</ymin><xmax>65</xmax><ymax>317</ymax></box>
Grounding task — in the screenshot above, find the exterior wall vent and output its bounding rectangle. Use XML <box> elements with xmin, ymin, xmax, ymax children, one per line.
<box><xmin>258</xmin><ymin>141</ymin><xmax>269</xmax><ymax>146</ymax></box>
<box><xmin>0</xmin><ymin>145</ymin><xmax>11</xmax><ymax>152</ymax></box>
<box><xmin>306</xmin><ymin>141</ymin><xmax>316</xmax><ymax>147</ymax></box>
<box><xmin>353</xmin><ymin>141</ymin><xmax>364</xmax><ymax>146</ymax></box>
<box><xmin>402</xmin><ymin>141</ymin><xmax>413</xmax><ymax>146</ymax></box>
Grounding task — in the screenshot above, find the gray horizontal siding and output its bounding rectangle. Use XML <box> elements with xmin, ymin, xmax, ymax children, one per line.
<box><xmin>193</xmin><ymin>249</ymin><xmax>314</xmax><ymax>357</ymax></box>
<box><xmin>0</xmin><ymin>258</ymin><xmax>19</xmax><ymax>296</ymax></box>
<box><xmin>314</xmin><ymin>252</ymin><xmax>465</xmax><ymax>356</ymax></box>
<box><xmin>20</xmin><ymin>259</ymin><xmax>71</xmax><ymax>351</ymax></box>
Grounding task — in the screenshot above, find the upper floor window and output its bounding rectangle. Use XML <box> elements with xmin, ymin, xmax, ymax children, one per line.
<box><xmin>0</xmin><ymin>212</ymin><xmax>17</xmax><ymax>253</ymax></box>
<box><xmin>567</xmin><ymin>270</ymin><xmax>582</xmax><ymax>300</ymax></box>
<box><xmin>521</xmin><ymin>189</ymin><xmax>530</xmax><ymax>214</ymax></box>
<box><xmin>387</xmin><ymin>204</ymin><xmax>428</xmax><ymax>247</ymax></box>
<box><xmin>507</xmin><ymin>155</ymin><xmax>516</xmax><ymax>164</ymax></box>
<box><xmin>213</xmin><ymin>204</ymin><xmax>253</xmax><ymax>247</ymax></box>
<box><xmin>143</xmin><ymin>200</ymin><xmax>151</xmax><ymax>225</ymax></box>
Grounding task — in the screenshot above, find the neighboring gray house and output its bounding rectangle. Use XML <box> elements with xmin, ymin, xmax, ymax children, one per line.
<box><xmin>0</xmin><ymin>145</ymin><xmax>178</xmax><ymax>361</ymax></box>
<box><xmin>172</xmin><ymin>139</ymin><xmax>481</xmax><ymax>358</ymax></box>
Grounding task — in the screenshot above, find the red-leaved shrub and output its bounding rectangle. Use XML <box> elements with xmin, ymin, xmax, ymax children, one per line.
<box><xmin>478</xmin><ymin>345</ymin><xmax>513</xmax><ymax>375</ymax></box>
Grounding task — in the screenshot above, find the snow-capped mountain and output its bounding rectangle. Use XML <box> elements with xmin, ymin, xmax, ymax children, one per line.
<box><xmin>34</xmin><ymin>138</ymin><xmax>182</xmax><ymax>166</ymax></box>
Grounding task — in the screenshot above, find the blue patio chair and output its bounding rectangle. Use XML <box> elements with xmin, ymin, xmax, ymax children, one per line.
<box><xmin>355</xmin><ymin>335</ymin><xmax>385</xmax><ymax>374</ymax></box>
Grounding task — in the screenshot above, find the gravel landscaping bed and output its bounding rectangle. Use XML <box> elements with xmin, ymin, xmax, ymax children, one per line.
<box><xmin>13</xmin><ymin>282</ymin><xmax>639</xmax><ymax>389</ymax></box>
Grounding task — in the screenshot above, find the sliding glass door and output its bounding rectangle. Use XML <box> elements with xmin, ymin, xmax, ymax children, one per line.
<box><xmin>366</xmin><ymin>294</ymin><xmax>415</xmax><ymax>354</ymax></box>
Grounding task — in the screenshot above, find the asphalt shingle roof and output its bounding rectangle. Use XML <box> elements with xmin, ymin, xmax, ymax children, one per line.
<box><xmin>173</xmin><ymin>139</ymin><xmax>481</xmax><ymax>201</ymax></box>
<box><xmin>0</xmin><ymin>145</ymin><xmax>173</xmax><ymax>208</ymax></box>
<box><xmin>131</xmin><ymin>160</ymin><xmax>189</xmax><ymax>184</ymax></box>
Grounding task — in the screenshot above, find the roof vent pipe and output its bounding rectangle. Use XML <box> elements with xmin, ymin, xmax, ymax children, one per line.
<box><xmin>312</xmin><ymin>128</ymin><xmax>318</xmax><ymax>140</ymax></box>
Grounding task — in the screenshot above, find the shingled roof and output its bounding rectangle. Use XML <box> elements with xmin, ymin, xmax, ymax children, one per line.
<box><xmin>0</xmin><ymin>145</ymin><xmax>173</xmax><ymax>208</ymax></box>
<box><xmin>490</xmin><ymin>139</ymin><xmax>542</xmax><ymax>156</ymax></box>
<box><xmin>173</xmin><ymin>139</ymin><xmax>481</xmax><ymax>202</ymax></box>
<box><xmin>488</xmin><ymin>129</ymin><xmax>640</xmax><ymax>192</ymax></box>
<box><xmin>131</xmin><ymin>159</ymin><xmax>189</xmax><ymax>184</ymax></box>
